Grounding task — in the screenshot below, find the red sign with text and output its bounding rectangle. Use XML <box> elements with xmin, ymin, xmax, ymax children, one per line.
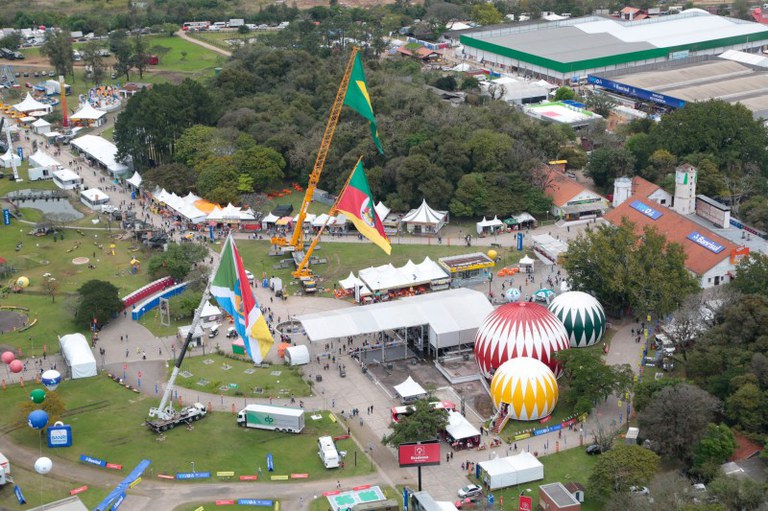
<box><xmin>520</xmin><ymin>495</ymin><xmax>533</xmax><ymax>511</ymax></box>
<box><xmin>398</xmin><ymin>441</ymin><xmax>441</xmax><ymax>467</ymax></box>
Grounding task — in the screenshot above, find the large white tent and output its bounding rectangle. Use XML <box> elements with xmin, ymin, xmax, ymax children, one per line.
<box><xmin>445</xmin><ymin>410</ymin><xmax>481</xmax><ymax>442</ymax></box>
<box><xmin>357</xmin><ymin>257</ymin><xmax>449</xmax><ymax>293</ymax></box>
<box><xmin>295</xmin><ymin>288</ymin><xmax>493</xmax><ymax>350</ymax></box>
<box><xmin>126</xmin><ymin>171</ymin><xmax>142</xmax><ymax>189</ymax></box>
<box><xmin>338</xmin><ymin>272</ymin><xmax>372</xmax><ymax>295</ymax></box>
<box><xmin>71</xmin><ymin>135</ymin><xmax>131</xmax><ymax>176</ymax></box>
<box><xmin>478</xmin><ymin>452</ymin><xmax>544</xmax><ymax>490</ymax></box>
<box><xmin>261</xmin><ymin>212</ymin><xmax>279</xmax><ymax>228</ymax></box>
<box><xmin>71</xmin><ymin>102</ymin><xmax>107</xmax><ymax>124</ymax></box>
<box><xmin>29</xmin><ymin>149</ymin><xmax>61</xmax><ymax>170</ymax></box>
<box><xmin>393</xmin><ymin>376</ymin><xmax>427</xmax><ymax>402</ymax></box>
<box><xmin>13</xmin><ymin>93</ymin><xmax>52</xmax><ymax>113</ymax></box>
<box><xmin>31</xmin><ymin>118</ymin><xmax>51</xmax><ymax>134</ymax></box>
<box><xmin>401</xmin><ymin>199</ymin><xmax>449</xmax><ymax>235</ymax></box>
<box><xmin>285</xmin><ymin>345</ymin><xmax>310</xmax><ymax>366</ymax></box>
<box><xmin>59</xmin><ymin>333</ymin><xmax>97</xmax><ymax>379</ymax></box>
<box><xmin>0</xmin><ymin>149</ymin><xmax>21</xmax><ymax>169</ymax></box>
<box><xmin>476</xmin><ymin>216</ymin><xmax>504</xmax><ymax>234</ymax></box>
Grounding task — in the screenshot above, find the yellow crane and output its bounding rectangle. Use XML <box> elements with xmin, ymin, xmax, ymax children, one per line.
<box><xmin>271</xmin><ymin>47</ymin><xmax>360</xmax><ymax>259</ymax></box>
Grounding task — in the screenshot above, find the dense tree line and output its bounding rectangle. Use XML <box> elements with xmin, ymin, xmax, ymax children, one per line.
<box><xmin>116</xmin><ymin>45</ymin><xmax>572</xmax><ymax>217</ymax></box>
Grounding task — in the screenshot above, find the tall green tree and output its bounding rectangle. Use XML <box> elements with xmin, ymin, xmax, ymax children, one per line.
<box><xmin>588</xmin><ymin>445</ymin><xmax>660</xmax><ymax>499</ymax></box>
<box><xmin>141</xmin><ymin>163</ymin><xmax>198</xmax><ymax>195</ymax></box>
<box><xmin>146</xmin><ymin>243</ymin><xmax>208</xmax><ymax>281</ymax></box>
<box><xmin>40</xmin><ymin>31</ymin><xmax>74</xmax><ymax>79</ymax></box>
<box><xmin>556</xmin><ymin>349</ymin><xmax>633</xmax><ymax>415</ymax></box>
<box><xmin>76</xmin><ymin>280</ymin><xmax>123</xmax><ymax>328</ymax></box>
<box><xmin>733</xmin><ymin>252</ymin><xmax>768</xmax><ymax>296</ymax></box>
<box><xmin>586</xmin><ymin>146</ymin><xmax>635</xmax><ymax>191</ymax></box>
<box><xmin>470</xmin><ymin>3</ymin><xmax>503</xmax><ymax>25</ymax></box>
<box><xmin>708</xmin><ymin>475</ymin><xmax>767</xmax><ymax>511</ymax></box>
<box><xmin>82</xmin><ymin>40</ymin><xmax>106</xmax><ymax>84</ymax></box>
<box><xmin>382</xmin><ymin>398</ymin><xmax>449</xmax><ymax>446</ymax></box>
<box><xmin>693</xmin><ymin>423</ymin><xmax>736</xmax><ymax>468</ymax></box>
<box><xmin>110</xmin><ymin>29</ymin><xmax>133</xmax><ymax>80</ymax></box>
<box><xmin>132</xmin><ymin>32</ymin><xmax>149</xmax><ymax>79</ymax></box>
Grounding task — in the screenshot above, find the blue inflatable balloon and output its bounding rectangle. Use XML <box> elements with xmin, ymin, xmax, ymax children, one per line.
<box><xmin>27</xmin><ymin>409</ymin><xmax>49</xmax><ymax>430</ymax></box>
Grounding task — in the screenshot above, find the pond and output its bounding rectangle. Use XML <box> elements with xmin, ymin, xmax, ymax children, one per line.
<box><xmin>6</xmin><ymin>189</ymin><xmax>84</xmax><ymax>221</ymax></box>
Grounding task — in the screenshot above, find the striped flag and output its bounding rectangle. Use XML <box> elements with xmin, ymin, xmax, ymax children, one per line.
<box><xmin>211</xmin><ymin>236</ymin><xmax>273</xmax><ymax>363</ymax></box>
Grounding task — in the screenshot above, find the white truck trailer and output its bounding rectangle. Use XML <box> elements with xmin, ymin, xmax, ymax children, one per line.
<box><xmin>317</xmin><ymin>436</ymin><xmax>340</xmax><ymax>468</ymax></box>
<box><xmin>236</xmin><ymin>404</ymin><xmax>304</xmax><ymax>433</ymax></box>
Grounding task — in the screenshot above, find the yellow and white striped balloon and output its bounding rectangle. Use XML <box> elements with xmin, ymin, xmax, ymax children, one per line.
<box><xmin>490</xmin><ymin>357</ymin><xmax>559</xmax><ymax>421</ymax></box>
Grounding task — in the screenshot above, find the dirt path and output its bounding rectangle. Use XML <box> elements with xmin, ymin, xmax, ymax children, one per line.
<box><xmin>176</xmin><ymin>30</ymin><xmax>232</xmax><ymax>58</ymax></box>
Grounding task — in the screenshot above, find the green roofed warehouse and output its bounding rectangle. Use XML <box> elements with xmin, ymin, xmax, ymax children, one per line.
<box><xmin>459</xmin><ymin>9</ymin><xmax>768</xmax><ymax>84</ymax></box>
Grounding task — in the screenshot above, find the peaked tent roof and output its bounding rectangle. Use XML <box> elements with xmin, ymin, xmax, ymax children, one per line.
<box><xmin>1</xmin><ymin>149</ymin><xmax>21</xmax><ymax>163</ymax></box>
<box><xmin>29</xmin><ymin>149</ymin><xmax>60</xmax><ymax>169</ymax></box>
<box><xmin>401</xmin><ymin>199</ymin><xmax>448</xmax><ymax>225</ymax></box>
<box><xmin>126</xmin><ymin>171</ymin><xmax>142</xmax><ymax>188</ymax></box>
<box><xmin>201</xmin><ymin>301</ymin><xmax>221</xmax><ymax>318</ymax></box>
<box><xmin>31</xmin><ymin>118</ymin><xmax>51</xmax><ymax>127</ymax></box>
<box><xmin>262</xmin><ymin>212</ymin><xmax>279</xmax><ymax>224</ymax></box>
<box><xmin>71</xmin><ymin>102</ymin><xmax>106</xmax><ymax>120</ymax></box>
<box><xmin>393</xmin><ymin>376</ymin><xmax>427</xmax><ymax>400</ymax></box>
<box><xmin>13</xmin><ymin>93</ymin><xmax>50</xmax><ymax>113</ymax></box>
<box><xmin>375</xmin><ymin>201</ymin><xmax>391</xmax><ymax>221</ymax></box>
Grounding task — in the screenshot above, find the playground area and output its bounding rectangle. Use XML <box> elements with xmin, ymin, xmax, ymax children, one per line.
<box><xmin>326</xmin><ymin>485</ymin><xmax>387</xmax><ymax>511</ymax></box>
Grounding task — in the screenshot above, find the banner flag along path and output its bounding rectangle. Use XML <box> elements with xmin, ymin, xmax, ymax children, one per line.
<box><xmin>211</xmin><ymin>236</ymin><xmax>274</xmax><ymax>363</ymax></box>
<box><xmin>344</xmin><ymin>53</ymin><xmax>384</xmax><ymax>154</ymax></box>
<box><xmin>335</xmin><ymin>158</ymin><xmax>391</xmax><ymax>255</ymax></box>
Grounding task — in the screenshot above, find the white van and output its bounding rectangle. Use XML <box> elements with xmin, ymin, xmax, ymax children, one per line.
<box><xmin>208</xmin><ymin>324</ymin><xmax>219</xmax><ymax>338</ymax></box>
<box><xmin>317</xmin><ymin>436</ymin><xmax>340</xmax><ymax>468</ymax></box>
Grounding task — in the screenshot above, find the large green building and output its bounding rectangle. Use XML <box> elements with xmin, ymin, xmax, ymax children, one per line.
<box><xmin>459</xmin><ymin>9</ymin><xmax>768</xmax><ymax>84</ymax></box>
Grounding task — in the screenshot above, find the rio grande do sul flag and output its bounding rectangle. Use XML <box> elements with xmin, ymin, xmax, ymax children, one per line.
<box><xmin>336</xmin><ymin>159</ymin><xmax>391</xmax><ymax>255</ymax></box>
<box><xmin>211</xmin><ymin>236</ymin><xmax>274</xmax><ymax>363</ymax></box>
<box><xmin>344</xmin><ymin>53</ymin><xmax>384</xmax><ymax>154</ymax></box>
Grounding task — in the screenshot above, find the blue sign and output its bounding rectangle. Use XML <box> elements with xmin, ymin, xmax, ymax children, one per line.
<box><xmin>17</xmin><ymin>147</ymin><xmax>23</xmax><ymax>160</ymax></box>
<box><xmin>688</xmin><ymin>231</ymin><xmax>726</xmax><ymax>254</ymax></box>
<box><xmin>14</xmin><ymin>485</ymin><xmax>26</xmax><ymax>505</ymax></box>
<box><xmin>209</xmin><ymin>224</ymin><xmax>214</xmax><ymax>242</ymax></box>
<box><xmin>587</xmin><ymin>75</ymin><xmax>686</xmax><ymax>109</ymax></box>
<box><xmin>266</xmin><ymin>453</ymin><xmax>274</xmax><ymax>472</ymax></box>
<box><xmin>630</xmin><ymin>200</ymin><xmax>663</xmax><ymax>220</ymax></box>
<box><xmin>110</xmin><ymin>492</ymin><xmax>125</xmax><ymax>511</ymax></box>
<box><xmin>517</xmin><ymin>232</ymin><xmax>523</xmax><ymax>251</ymax></box>
<box><xmin>403</xmin><ymin>487</ymin><xmax>409</xmax><ymax>511</ymax></box>
<box><xmin>2</xmin><ymin>208</ymin><xmax>10</xmax><ymax>225</ymax></box>
<box><xmin>47</xmin><ymin>424</ymin><xmax>72</xmax><ymax>447</ymax></box>
<box><xmin>80</xmin><ymin>454</ymin><xmax>107</xmax><ymax>467</ymax></box>
<box><xmin>175</xmin><ymin>472</ymin><xmax>211</xmax><ymax>480</ymax></box>
<box><xmin>237</xmin><ymin>499</ymin><xmax>273</xmax><ymax>506</ymax></box>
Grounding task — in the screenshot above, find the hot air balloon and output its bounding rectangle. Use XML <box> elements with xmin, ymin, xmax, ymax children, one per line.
<box><xmin>41</xmin><ymin>370</ymin><xmax>61</xmax><ymax>391</ymax></box>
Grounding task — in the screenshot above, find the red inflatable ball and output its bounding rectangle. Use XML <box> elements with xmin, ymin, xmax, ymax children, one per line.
<box><xmin>9</xmin><ymin>359</ymin><xmax>23</xmax><ymax>373</ymax></box>
<box><xmin>1</xmin><ymin>351</ymin><xmax>14</xmax><ymax>365</ymax></box>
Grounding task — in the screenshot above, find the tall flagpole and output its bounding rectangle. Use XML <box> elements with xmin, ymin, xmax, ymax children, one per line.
<box><xmin>148</xmin><ymin>239</ymin><xmax>227</xmax><ymax>420</ymax></box>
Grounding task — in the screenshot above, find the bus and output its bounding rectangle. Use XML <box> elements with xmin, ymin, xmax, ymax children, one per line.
<box><xmin>391</xmin><ymin>400</ymin><xmax>456</xmax><ymax>423</ymax></box>
<box><xmin>182</xmin><ymin>21</ymin><xmax>211</xmax><ymax>31</ymax></box>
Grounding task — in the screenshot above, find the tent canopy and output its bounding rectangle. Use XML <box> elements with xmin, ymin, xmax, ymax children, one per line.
<box><xmin>71</xmin><ymin>135</ymin><xmax>130</xmax><ymax>175</ymax></box>
<box><xmin>126</xmin><ymin>171</ymin><xmax>142</xmax><ymax>188</ymax></box>
<box><xmin>31</xmin><ymin>118</ymin><xmax>51</xmax><ymax>128</ymax></box>
<box><xmin>285</xmin><ymin>345</ymin><xmax>310</xmax><ymax>366</ymax></box>
<box><xmin>375</xmin><ymin>201</ymin><xmax>391</xmax><ymax>221</ymax></box>
<box><xmin>201</xmin><ymin>301</ymin><xmax>221</xmax><ymax>319</ymax></box>
<box><xmin>478</xmin><ymin>452</ymin><xmax>544</xmax><ymax>490</ymax></box>
<box><xmin>402</xmin><ymin>199</ymin><xmax>448</xmax><ymax>225</ymax></box>
<box><xmin>71</xmin><ymin>102</ymin><xmax>106</xmax><ymax>120</ymax></box>
<box><xmin>519</xmin><ymin>255</ymin><xmax>535</xmax><ymax>266</ymax></box>
<box><xmin>476</xmin><ymin>215</ymin><xmax>504</xmax><ymax>234</ymax></box>
<box><xmin>29</xmin><ymin>149</ymin><xmax>60</xmax><ymax>169</ymax></box>
<box><xmin>59</xmin><ymin>333</ymin><xmax>97</xmax><ymax>379</ymax></box>
<box><xmin>393</xmin><ymin>376</ymin><xmax>427</xmax><ymax>401</ymax></box>
<box><xmin>262</xmin><ymin>212</ymin><xmax>279</xmax><ymax>224</ymax></box>
<box><xmin>445</xmin><ymin>410</ymin><xmax>481</xmax><ymax>441</ymax></box>
<box><xmin>14</xmin><ymin>92</ymin><xmax>51</xmax><ymax>113</ymax></box>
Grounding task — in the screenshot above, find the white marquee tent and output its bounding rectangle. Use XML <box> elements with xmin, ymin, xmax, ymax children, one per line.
<box><xmin>478</xmin><ymin>452</ymin><xmax>544</xmax><ymax>490</ymax></box>
<box><xmin>295</xmin><ymin>288</ymin><xmax>493</xmax><ymax>351</ymax></box>
<box><xmin>285</xmin><ymin>345</ymin><xmax>310</xmax><ymax>366</ymax></box>
<box><xmin>126</xmin><ymin>171</ymin><xmax>142</xmax><ymax>189</ymax></box>
<box><xmin>393</xmin><ymin>376</ymin><xmax>427</xmax><ymax>402</ymax></box>
<box><xmin>59</xmin><ymin>333</ymin><xmax>97</xmax><ymax>379</ymax></box>
<box><xmin>261</xmin><ymin>212</ymin><xmax>279</xmax><ymax>228</ymax></box>
<box><xmin>71</xmin><ymin>102</ymin><xmax>107</xmax><ymax>123</ymax></box>
<box><xmin>401</xmin><ymin>199</ymin><xmax>449</xmax><ymax>235</ymax></box>
<box><xmin>357</xmin><ymin>257</ymin><xmax>450</xmax><ymax>293</ymax></box>
<box><xmin>0</xmin><ymin>149</ymin><xmax>21</xmax><ymax>169</ymax></box>
<box><xmin>71</xmin><ymin>135</ymin><xmax>130</xmax><ymax>176</ymax></box>
<box><xmin>31</xmin><ymin>118</ymin><xmax>51</xmax><ymax>134</ymax></box>
<box><xmin>375</xmin><ymin>201</ymin><xmax>390</xmax><ymax>222</ymax></box>
<box><xmin>29</xmin><ymin>149</ymin><xmax>61</xmax><ymax>170</ymax></box>
<box><xmin>13</xmin><ymin>93</ymin><xmax>52</xmax><ymax>113</ymax></box>
<box><xmin>476</xmin><ymin>215</ymin><xmax>504</xmax><ymax>234</ymax></box>
<box><xmin>338</xmin><ymin>272</ymin><xmax>372</xmax><ymax>294</ymax></box>
<box><xmin>445</xmin><ymin>410</ymin><xmax>481</xmax><ymax>442</ymax></box>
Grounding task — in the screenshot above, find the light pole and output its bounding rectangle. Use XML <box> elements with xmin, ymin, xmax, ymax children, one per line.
<box><xmin>191</xmin><ymin>461</ymin><xmax>195</xmax><ymax>474</ymax></box>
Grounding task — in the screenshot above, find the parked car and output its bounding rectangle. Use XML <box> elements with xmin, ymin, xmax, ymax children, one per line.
<box><xmin>458</xmin><ymin>484</ymin><xmax>482</xmax><ymax>498</ymax></box>
<box><xmin>226</xmin><ymin>327</ymin><xmax>238</xmax><ymax>339</ymax></box>
<box><xmin>586</xmin><ymin>444</ymin><xmax>603</xmax><ymax>455</ymax></box>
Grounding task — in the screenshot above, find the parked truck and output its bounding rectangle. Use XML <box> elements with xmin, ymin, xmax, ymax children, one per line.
<box><xmin>236</xmin><ymin>404</ymin><xmax>304</xmax><ymax>433</ymax></box>
<box><xmin>317</xmin><ymin>436</ymin><xmax>340</xmax><ymax>468</ymax></box>
<box><xmin>0</xmin><ymin>452</ymin><xmax>11</xmax><ymax>486</ymax></box>
<box><xmin>145</xmin><ymin>402</ymin><xmax>207</xmax><ymax>433</ymax></box>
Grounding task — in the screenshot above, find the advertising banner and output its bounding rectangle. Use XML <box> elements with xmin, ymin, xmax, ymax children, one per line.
<box><xmin>80</xmin><ymin>455</ymin><xmax>107</xmax><ymax>467</ymax></box>
<box><xmin>47</xmin><ymin>424</ymin><xmax>72</xmax><ymax>448</ymax></box>
<box><xmin>175</xmin><ymin>472</ymin><xmax>211</xmax><ymax>480</ymax></box>
<box><xmin>398</xmin><ymin>440</ymin><xmax>440</xmax><ymax>467</ymax></box>
<box><xmin>520</xmin><ymin>495</ymin><xmax>533</xmax><ymax>511</ymax></box>
<box><xmin>237</xmin><ymin>499</ymin><xmax>273</xmax><ymax>506</ymax></box>
<box><xmin>587</xmin><ymin>75</ymin><xmax>686</xmax><ymax>108</ymax></box>
<box><xmin>2</xmin><ymin>208</ymin><xmax>10</xmax><ymax>225</ymax></box>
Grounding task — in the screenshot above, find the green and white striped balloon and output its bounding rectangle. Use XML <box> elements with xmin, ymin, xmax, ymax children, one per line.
<box><xmin>548</xmin><ymin>291</ymin><xmax>606</xmax><ymax>348</ymax></box>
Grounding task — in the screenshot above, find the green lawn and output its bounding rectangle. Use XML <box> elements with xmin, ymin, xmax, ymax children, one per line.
<box><xmin>189</xmin><ymin>31</ymin><xmax>274</xmax><ymax>50</ymax></box>
<box><xmin>101</xmin><ymin>127</ymin><xmax>114</xmax><ymax>141</ymax></box>
<box><xmin>137</xmin><ymin>306</ymin><xmax>185</xmax><ymax>337</ymax></box>
<box><xmin>145</xmin><ymin>35</ymin><xmax>227</xmax><ymax>74</ymax></box>
<box><xmin>236</xmin><ymin>240</ymin><xmax>488</xmax><ymax>297</ymax></box>
<box><xmin>0</xmin><ymin>164</ymin><xmax>57</xmax><ymax>197</ymax></box>
<box><xmin>1</xmin><ymin>376</ymin><xmax>373</xmax><ymax>489</ymax></box>
<box><xmin>172</xmin><ymin>353</ymin><xmax>312</xmax><ymax>398</ymax></box>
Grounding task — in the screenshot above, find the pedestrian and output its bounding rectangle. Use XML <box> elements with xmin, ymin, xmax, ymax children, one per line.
<box><xmin>125</xmin><ymin>349</ymin><xmax>129</xmax><ymax>358</ymax></box>
<box><xmin>120</xmin><ymin>335</ymin><xmax>123</xmax><ymax>342</ymax></box>
<box><xmin>359</xmin><ymin>417</ymin><xmax>363</xmax><ymax>427</ymax></box>
<box><xmin>446</xmin><ymin>452</ymin><xmax>450</xmax><ymax>462</ymax></box>
<box><xmin>336</xmin><ymin>480</ymin><xmax>341</xmax><ymax>489</ymax></box>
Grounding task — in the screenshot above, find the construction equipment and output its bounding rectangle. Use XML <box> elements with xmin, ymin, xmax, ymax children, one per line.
<box><xmin>271</xmin><ymin>47</ymin><xmax>360</xmax><ymax>256</ymax></box>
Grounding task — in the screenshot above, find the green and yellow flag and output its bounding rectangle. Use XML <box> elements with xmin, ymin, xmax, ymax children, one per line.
<box><xmin>344</xmin><ymin>54</ymin><xmax>384</xmax><ymax>154</ymax></box>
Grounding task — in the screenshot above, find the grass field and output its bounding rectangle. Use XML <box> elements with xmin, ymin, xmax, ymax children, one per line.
<box><xmin>0</xmin><ymin>376</ymin><xmax>372</xmax><ymax>492</ymax></box>
<box><xmin>171</xmin><ymin>353</ymin><xmax>312</xmax><ymax>398</ymax></box>
<box><xmin>189</xmin><ymin>31</ymin><xmax>274</xmax><ymax>50</ymax></box>
<box><xmin>145</xmin><ymin>36</ymin><xmax>227</xmax><ymax>74</ymax></box>
<box><xmin>236</xmin><ymin>239</ymin><xmax>496</xmax><ymax>298</ymax></box>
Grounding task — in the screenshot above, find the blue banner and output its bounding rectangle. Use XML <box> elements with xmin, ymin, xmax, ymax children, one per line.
<box><xmin>48</xmin><ymin>424</ymin><xmax>72</xmax><ymax>447</ymax></box>
<box><xmin>93</xmin><ymin>459</ymin><xmax>151</xmax><ymax>511</ymax></box>
<box><xmin>80</xmin><ymin>454</ymin><xmax>107</xmax><ymax>467</ymax></box>
<box><xmin>475</xmin><ymin>462</ymin><xmax>481</xmax><ymax>479</ymax></box>
<box><xmin>175</xmin><ymin>472</ymin><xmax>211</xmax><ymax>480</ymax></box>
<box><xmin>2</xmin><ymin>208</ymin><xmax>10</xmax><ymax>225</ymax></box>
<box><xmin>588</xmin><ymin>75</ymin><xmax>686</xmax><ymax>108</ymax></box>
<box><xmin>237</xmin><ymin>499</ymin><xmax>273</xmax><ymax>506</ymax></box>
<box><xmin>629</xmin><ymin>200</ymin><xmax>663</xmax><ymax>220</ymax></box>
<box><xmin>17</xmin><ymin>147</ymin><xmax>23</xmax><ymax>160</ymax></box>
<box><xmin>266</xmin><ymin>453</ymin><xmax>274</xmax><ymax>472</ymax></box>
<box><xmin>110</xmin><ymin>492</ymin><xmax>125</xmax><ymax>511</ymax></box>
<box><xmin>517</xmin><ymin>232</ymin><xmax>523</xmax><ymax>251</ymax></box>
<box><xmin>688</xmin><ymin>231</ymin><xmax>726</xmax><ymax>253</ymax></box>
<box><xmin>14</xmin><ymin>485</ymin><xmax>26</xmax><ymax>505</ymax></box>
<box><xmin>209</xmin><ymin>225</ymin><xmax>214</xmax><ymax>242</ymax></box>
<box><xmin>403</xmin><ymin>487</ymin><xmax>409</xmax><ymax>511</ymax></box>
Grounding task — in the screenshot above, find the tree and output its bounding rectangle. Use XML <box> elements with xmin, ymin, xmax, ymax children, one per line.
<box><xmin>132</xmin><ymin>32</ymin><xmax>149</xmax><ymax>79</ymax></box>
<box><xmin>586</xmin><ymin>146</ymin><xmax>635</xmax><ymax>191</ymax></box>
<box><xmin>733</xmin><ymin>252</ymin><xmax>768</xmax><ymax>296</ymax></box>
<box><xmin>142</xmin><ymin>163</ymin><xmax>198</xmax><ymax>195</ymax></box>
<box><xmin>557</xmin><ymin>146</ymin><xmax>588</xmax><ymax>169</ymax></box>
<box><xmin>234</xmin><ymin>145</ymin><xmax>286</xmax><ymax>191</ymax></box>
<box><xmin>588</xmin><ymin>445</ymin><xmax>660</xmax><ymax>499</ymax></box>
<box><xmin>382</xmin><ymin>398</ymin><xmax>449</xmax><ymax>446</ymax></box>
<box><xmin>146</xmin><ymin>243</ymin><xmax>208</xmax><ymax>281</ymax></box>
<box><xmin>664</xmin><ymin>291</ymin><xmax>726</xmax><ymax>360</ymax></box>
<box><xmin>82</xmin><ymin>40</ymin><xmax>106</xmax><ymax>84</ymax></box>
<box><xmin>18</xmin><ymin>391</ymin><xmax>66</xmax><ymax>428</ymax></box>
<box><xmin>739</xmin><ymin>195</ymin><xmax>768</xmax><ymax>232</ymax></box>
<box><xmin>110</xmin><ymin>30</ymin><xmax>133</xmax><ymax>80</ymax></box>
<box><xmin>42</xmin><ymin>277</ymin><xmax>59</xmax><ymax>303</ymax></box>
<box><xmin>638</xmin><ymin>383</ymin><xmax>720</xmax><ymax>463</ymax></box>
<box><xmin>434</xmin><ymin>75</ymin><xmax>457</xmax><ymax>91</ymax></box>
<box><xmin>0</xmin><ymin>32</ymin><xmax>23</xmax><ymax>51</ymax></box>
<box><xmin>725</xmin><ymin>382</ymin><xmax>766</xmax><ymax>433</ymax></box>
<box><xmin>40</xmin><ymin>31</ymin><xmax>74</xmax><ymax>79</ymax></box>
<box><xmin>586</xmin><ymin>92</ymin><xmax>617</xmax><ymax>118</ymax></box>
<box><xmin>564</xmin><ymin>219</ymin><xmax>698</xmax><ymax>317</ymax></box>
<box><xmin>556</xmin><ymin>348</ymin><xmax>633</xmax><ymax>415</ymax></box>
<box><xmin>693</xmin><ymin>423</ymin><xmax>736</xmax><ymax>468</ymax></box>
<box><xmin>632</xmin><ymin>377</ymin><xmax>687</xmax><ymax>412</ymax></box>
<box><xmin>553</xmin><ymin>86</ymin><xmax>576</xmax><ymax>101</ymax></box>
<box><xmin>76</xmin><ymin>280</ymin><xmax>124</xmax><ymax>328</ymax></box>
<box><xmin>708</xmin><ymin>475</ymin><xmax>767</xmax><ymax>511</ymax></box>
<box><xmin>470</xmin><ymin>3</ymin><xmax>503</xmax><ymax>25</ymax></box>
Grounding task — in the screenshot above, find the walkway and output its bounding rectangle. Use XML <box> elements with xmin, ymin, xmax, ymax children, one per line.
<box><xmin>176</xmin><ymin>30</ymin><xmax>233</xmax><ymax>57</ymax></box>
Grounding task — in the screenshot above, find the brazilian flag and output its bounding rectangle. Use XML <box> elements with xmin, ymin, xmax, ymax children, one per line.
<box><xmin>344</xmin><ymin>54</ymin><xmax>384</xmax><ymax>154</ymax></box>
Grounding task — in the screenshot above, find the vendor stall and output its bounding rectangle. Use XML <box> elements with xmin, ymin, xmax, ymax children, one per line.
<box><xmin>393</xmin><ymin>376</ymin><xmax>427</xmax><ymax>403</ymax></box>
<box><xmin>476</xmin><ymin>216</ymin><xmax>504</xmax><ymax>235</ymax></box>
<box><xmin>446</xmin><ymin>410</ymin><xmax>481</xmax><ymax>449</ymax></box>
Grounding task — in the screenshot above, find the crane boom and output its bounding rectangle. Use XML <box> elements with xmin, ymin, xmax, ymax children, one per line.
<box><xmin>278</xmin><ymin>47</ymin><xmax>359</xmax><ymax>253</ymax></box>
